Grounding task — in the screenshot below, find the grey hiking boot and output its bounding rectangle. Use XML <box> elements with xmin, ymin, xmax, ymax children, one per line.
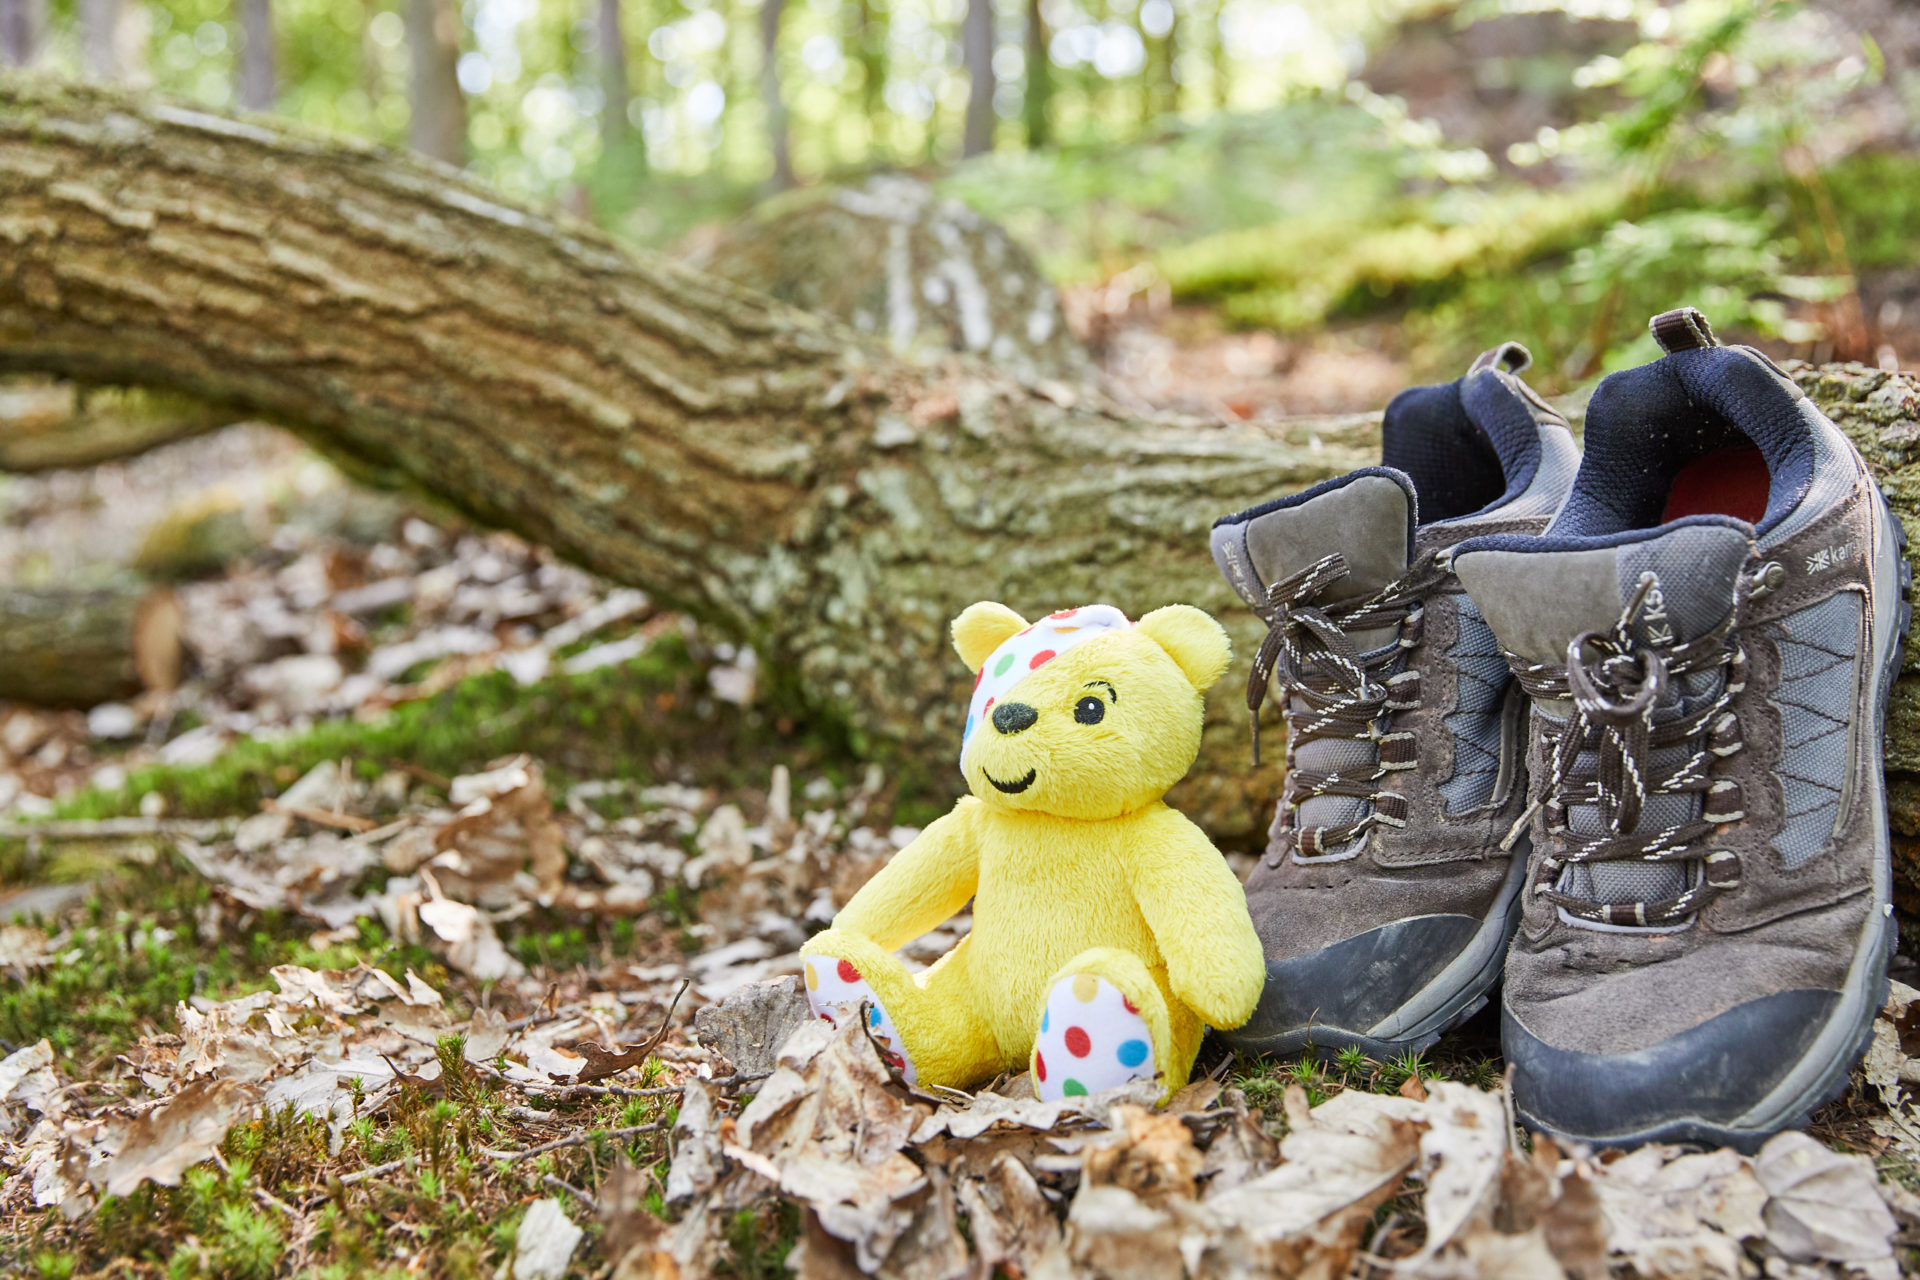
<box><xmin>1211</xmin><ymin>343</ymin><xmax>1581</xmax><ymax>1060</ymax></box>
<box><xmin>1453</xmin><ymin>308</ymin><xmax>1911</xmax><ymax>1150</ymax></box>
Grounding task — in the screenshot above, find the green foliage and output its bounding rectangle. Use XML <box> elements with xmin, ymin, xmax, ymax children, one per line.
<box><xmin>945</xmin><ymin>98</ymin><xmax>1409</xmax><ymax>282</ymax></box>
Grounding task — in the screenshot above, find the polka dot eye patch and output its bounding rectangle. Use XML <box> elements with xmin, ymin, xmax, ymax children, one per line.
<box><xmin>962</xmin><ymin>604</ymin><xmax>1130</xmax><ymax>765</ymax></box>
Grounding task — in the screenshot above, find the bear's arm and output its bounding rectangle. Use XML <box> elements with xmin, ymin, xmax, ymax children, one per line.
<box><xmin>830</xmin><ymin>799</ymin><xmax>982</xmax><ymax>951</ymax></box>
<box><xmin>1130</xmin><ymin>810</ymin><xmax>1265</xmax><ymax>1030</ymax></box>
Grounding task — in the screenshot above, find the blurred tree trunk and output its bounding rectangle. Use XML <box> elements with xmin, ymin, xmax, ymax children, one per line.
<box><xmin>961</xmin><ymin>0</ymin><xmax>994</xmax><ymax>157</ymax></box>
<box><xmin>1023</xmin><ymin>0</ymin><xmax>1050</xmax><ymax>147</ymax></box>
<box><xmin>79</xmin><ymin>0</ymin><xmax>119</xmax><ymax>79</ymax></box>
<box><xmin>406</xmin><ymin>0</ymin><xmax>466</xmax><ymax>164</ymax></box>
<box><xmin>238</xmin><ymin>0</ymin><xmax>277</xmax><ymax>111</ymax></box>
<box><xmin>6</xmin><ymin>83</ymin><xmax>1919</xmax><ymax>883</ymax></box>
<box><xmin>0</xmin><ymin>0</ymin><xmax>40</xmax><ymax>66</ymax></box>
<box><xmin>1150</xmin><ymin>4</ymin><xmax>1177</xmax><ymax>120</ymax></box>
<box><xmin>852</xmin><ymin>0</ymin><xmax>886</xmax><ymax>147</ymax></box>
<box><xmin>759</xmin><ymin>0</ymin><xmax>793</xmax><ymax>187</ymax></box>
<box><xmin>597</xmin><ymin>0</ymin><xmax>636</xmax><ymax>164</ymax></box>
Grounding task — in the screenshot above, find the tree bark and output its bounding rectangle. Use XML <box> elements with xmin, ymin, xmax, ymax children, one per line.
<box><xmin>237</xmin><ymin>0</ymin><xmax>276</xmax><ymax>112</ymax></box>
<box><xmin>406</xmin><ymin>0</ymin><xmax>466</xmax><ymax>164</ymax></box>
<box><xmin>3</xmin><ymin>82</ymin><xmax>1918</xmax><ymax>881</ymax></box>
<box><xmin>0</xmin><ymin>382</ymin><xmax>229</xmax><ymax>472</ymax></box>
<box><xmin>961</xmin><ymin>0</ymin><xmax>995</xmax><ymax>157</ymax></box>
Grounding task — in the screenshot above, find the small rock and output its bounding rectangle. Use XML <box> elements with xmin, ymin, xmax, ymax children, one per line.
<box><xmin>692</xmin><ymin>975</ymin><xmax>810</xmax><ymax>1075</ymax></box>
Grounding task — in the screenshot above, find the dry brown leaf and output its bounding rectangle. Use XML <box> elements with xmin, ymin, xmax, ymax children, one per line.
<box><xmin>664</xmin><ymin>1080</ymin><xmax>726</xmax><ymax>1206</ymax></box>
<box><xmin>1080</xmin><ymin>1104</ymin><xmax>1203</xmax><ymax>1206</ymax></box>
<box><xmin>557</xmin><ymin>980</ymin><xmax>687</xmax><ymax>1084</ymax></box>
<box><xmin>1192</xmin><ymin>1086</ymin><xmax>1424</xmax><ymax>1274</ymax></box>
<box><xmin>1753</xmin><ymin>1130</ymin><xmax>1898</xmax><ymax>1268</ymax></box>
<box><xmin>413</xmin><ymin>869</ymin><xmax>526</xmax><ymax>980</ymax></box>
<box><xmin>955</xmin><ymin>1152</ymin><xmax>1064</xmax><ymax>1277</ymax></box>
<box><xmin>1589</xmin><ymin>1143</ymin><xmax>1765</xmax><ymax>1279</ymax></box>
<box><xmin>0</xmin><ymin>924</ymin><xmax>54</xmax><ymax>971</ymax></box>
<box><xmin>731</xmin><ymin>1017</ymin><xmax>933</xmax><ymax>1270</ymax></box>
<box><xmin>1405</xmin><ymin>1081</ymin><xmax>1508</xmax><ymax>1264</ymax></box>
<box><xmin>431</xmin><ymin>755</ymin><xmax>567</xmax><ymax>903</ymax></box>
<box><xmin>95</xmin><ymin>1079</ymin><xmax>259</xmax><ymax>1197</ymax></box>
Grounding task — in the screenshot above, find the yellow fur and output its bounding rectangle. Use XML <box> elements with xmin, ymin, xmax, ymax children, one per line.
<box><xmin>951</xmin><ymin>602</ymin><xmax>1029</xmax><ymax>670</ymax></box>
<box><xmin>802</xmin><ymin>604</ymin><xmax>1265</xmax><ymax>1100</ymax></box>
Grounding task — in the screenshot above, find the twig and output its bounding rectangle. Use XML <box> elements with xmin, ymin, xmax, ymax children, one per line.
<box><xmin>542</xmin><ymin>1174</ymin><xmax>601</xmax><ymax>1213</ymax></box>
<box><xmin>468</xmin><ymin>1060</ymin><xmax>670</xmax><ymax>1099</ymax></box>
<box><xmin>260</xmin><ymin>799</ymin><xmax>377</xmax><ymax>833</ymax></box>
<box><xmin>340</xmin><ymin>1154</ymin><xmax>415</xmax><ymax>1186</ymax></box>
<box><xmin>477</xmin><ymin>1120</ymin><xmax>665</xmax><ymax>1161</ymax></box>
<box><xmin>0</xmin><ymin>817</ymin><xmax>237</xmax><ymax>841</ymax></box>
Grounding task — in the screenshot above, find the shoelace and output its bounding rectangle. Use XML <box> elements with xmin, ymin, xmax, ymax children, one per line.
<box><xmin>1248</xmin><ymin>550</ymin><xmax>1449</xmax><ymax>860</ymax></box>
<box><xmin>1500</xmin><ymin>577</ymin><xmax>1747</xmax><ymax>927</ymax></box>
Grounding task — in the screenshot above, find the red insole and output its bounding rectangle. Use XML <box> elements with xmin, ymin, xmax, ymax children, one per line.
<box><xmin>1661</xmin><ymin>443</ymin><xmax>1771</xmax><ymax>524</ymax></box>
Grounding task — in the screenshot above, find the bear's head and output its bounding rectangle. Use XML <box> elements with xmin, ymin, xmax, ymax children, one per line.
<box><xmin>951</xmin><ymin>602</ymin><xmax>1231</xmax><ymax>820</ymax></box>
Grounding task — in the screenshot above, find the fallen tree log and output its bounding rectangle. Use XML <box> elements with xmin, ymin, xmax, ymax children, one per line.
<box><xmin>0</xmin><ymin>584</ymin><xmax>182</xmax><ymax>706</ymax></box>
<box><xmin>0</xmin><ymin>380</ymin><xmax>229</xmax><ymax>472</ymax></box>
<box><xmin>2</xmin><ymin>79</ymin><xmax>1919</xmax><ymax>908</ymax></box>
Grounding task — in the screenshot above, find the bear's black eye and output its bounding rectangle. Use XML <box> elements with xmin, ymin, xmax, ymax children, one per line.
<box><xmin>1074</xmin><ymin>696</ymin><xmax>1106</xmax><ymax>725</ymax></box>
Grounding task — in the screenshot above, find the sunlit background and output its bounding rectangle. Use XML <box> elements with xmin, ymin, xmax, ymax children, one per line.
<box><xmin>4</xmin><ymin>0</ymin><xmax>1916</xmax><ymax>387</ymax></box>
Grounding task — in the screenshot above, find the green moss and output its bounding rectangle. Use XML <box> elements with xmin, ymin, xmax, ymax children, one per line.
<box><xmin>52</xmin><ymin>633</ymin><xmax>885</xmax><ymax>824</ymax></box>
<box><xmin>0</xmin><ymin>858</ymin><xmax>425</xmax><ymax>1060</ymax></box>
<box><xmin>1153</xmin><ymin>149</ymin><xmax>1920</xmax><ymax>392</ymax></box>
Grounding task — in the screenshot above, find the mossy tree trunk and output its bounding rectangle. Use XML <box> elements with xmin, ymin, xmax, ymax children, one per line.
<box><xmin>3</xmin><ymin>81</ymin><xmax>1919</xmax><ymax>886</ymax></box>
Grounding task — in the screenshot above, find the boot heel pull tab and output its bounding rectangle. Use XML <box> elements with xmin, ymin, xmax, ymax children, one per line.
<box><xmin>1470</xmin><ymin>341</ymin><xmax>1532</xmax><ymax>376</ymax></box>
<box><xmin>1650</xmin><ymin>307</ymin><xmax>1719</xmax><ymax>354</ymax></box>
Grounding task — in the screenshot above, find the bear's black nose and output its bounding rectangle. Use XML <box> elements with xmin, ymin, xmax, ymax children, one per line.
<box><xmin>992</xmin><ymin>702</ymin><xmax>1038</xmax><ymax>735</ymax></box>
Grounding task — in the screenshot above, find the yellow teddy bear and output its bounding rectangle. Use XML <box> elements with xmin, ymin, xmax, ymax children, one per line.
<box><xmin>800</xmin><ymin>601</ymin><xmax>1265</xmax><ymax>1101</ymax></box>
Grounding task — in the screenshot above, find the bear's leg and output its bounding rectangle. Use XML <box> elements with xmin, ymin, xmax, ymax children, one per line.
<box><xmin>800</xmin><ymin>929</ymin><xmax>1001</xmax><ymax>1089</ymax></box>
<box><xmin>1030</xmin><ymin>949</ymin><xmax>1203</xmax><ymax>1102</ymax></box>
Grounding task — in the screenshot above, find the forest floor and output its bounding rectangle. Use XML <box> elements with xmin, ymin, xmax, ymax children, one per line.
<box><xmin>2</xmin><ymin>301</ymin><xmax>1920</xmax><ymax>1277</ymax></box>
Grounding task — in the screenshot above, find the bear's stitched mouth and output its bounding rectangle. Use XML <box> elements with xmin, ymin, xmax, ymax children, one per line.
<box><xmin>986</xmin><ymin>768</ymin><xmax>1037</xmax><ymax>794</ymax></box>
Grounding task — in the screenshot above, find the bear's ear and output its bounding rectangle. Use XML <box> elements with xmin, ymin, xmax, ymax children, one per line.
<box><xmin>1136</xmin><ymin>605</ymin><xmax>1231</xmax><ymax>691</ymax></box>
<box><xmin>952</xmin><ymin>602</ymin><xmax>1029</xmax><ymax>670</ymax></box>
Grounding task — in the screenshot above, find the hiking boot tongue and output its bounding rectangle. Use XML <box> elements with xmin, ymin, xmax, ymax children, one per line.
<box><xmin>1211</xmin><ymin>470</ymin><xmax>1415</xmax><ymax>624</ymax></box>
<box><xmin>1452</xmin><ymin>520</ymin><xmax>1753</xmax><ymax>672</ymax></box>
<box><xmin>1212</xmin><ymin>470</ymin><xmax>1416</xmax><ymax>847</ymax></box>
<box><xmin>1455</xmin><ymin>520</ymin><xmax>1753</xmax><ymax>917</ymax></box>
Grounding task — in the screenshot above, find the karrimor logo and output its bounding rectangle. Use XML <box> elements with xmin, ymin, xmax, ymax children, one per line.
<box><xmin>1640</xmin><ymin>572</ymin><xmax>1674</xmax><ymax>646</ymax></box>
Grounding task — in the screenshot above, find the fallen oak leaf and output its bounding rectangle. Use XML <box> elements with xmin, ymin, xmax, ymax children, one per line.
<box><xmin>96</xmin><ymin>1078</ymin><xmax>260</xmax><ymax>1198</ymax></box>
<box><xmin>553</xmin><ymin>979</ymin><xmax>689</xmax><ymax>1084</ymax></box>
<box><xmin>1754</xmin><ymin>1130</ymin><xmax>1899</xmax><ymax>1268</ymax></box>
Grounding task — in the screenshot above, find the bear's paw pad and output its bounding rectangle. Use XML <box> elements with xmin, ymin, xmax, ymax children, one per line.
<box><xmin>803</xmin><ymin>956</ymin><xmax>916</xmax><ymax>1083</ymax></box>
<box><xmin>1032</xmin><ymin>973</ymin><xmax>1156</xmax><ymax>1101</ymax></box>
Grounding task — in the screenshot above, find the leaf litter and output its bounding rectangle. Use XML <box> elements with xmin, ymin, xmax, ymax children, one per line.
<box><xmin>3</xmin><ymin>742</ymin><xmax>1919</xmax><ymax>1274</ymax></box>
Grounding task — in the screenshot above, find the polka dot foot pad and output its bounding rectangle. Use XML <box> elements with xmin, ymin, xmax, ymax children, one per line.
<box><xmin>803</xmin><ymin>955</ymin><xmax>917</xmax><ymax>1084</ymax></box>
<box><xmin>1032</xmin><ymin>972</ymin><xmax>1157</xmax><ymax>1101</ymax></box>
